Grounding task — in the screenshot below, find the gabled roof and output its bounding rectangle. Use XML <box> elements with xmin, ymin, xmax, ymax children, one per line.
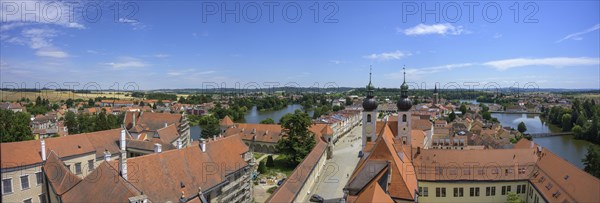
<box><xmin>220</xmin><ymin>115</ymin><xmax>234</xmax><ymax>126</ymax></box>
<box><xmin>156</xmin><ymin>124</ymin><xmax>180</xmax><ymax>144</ymax></box>
<box><xmin>42</xmin><ymin>151</ymin><xmax>82</xmax><ymax>195</ymax></box>
<box><xmin>124</xmin><ymin>134</ymin><xmax>249</xmax><ymax>202</ymax></box>
<box><xmin>321</xmin><ymin>125</ymin><xmax>334</xmax><ymax>136</ymax></box>
<box><xmin>2</xmin><ymin>133</ymin><xmax>95</xmax><ymax>169</ymax></box>
<box><xmin>353</xmin><ymin>177</ymin><xmax>395</xmax><ymax>203</ymax></box>
<box><xmin>83</xmin><ymin>128</ymin><xmax>122</xmax><ymax>159</ymax></box>
<box><xmin>532</xmin><ymin>148</ymin><xmax>600</xmax><ymax>203</ymax></box>
<box><xmin>60</xmin><ymin>161</ymin><xmax>142</xmax><ymax>202</ymax></box>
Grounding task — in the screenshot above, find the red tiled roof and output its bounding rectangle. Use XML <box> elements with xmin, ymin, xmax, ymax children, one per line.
<box><xmin>156</xmin><ymin>124</ymin><xmax>180</xmax><ymax>144</ymax></box>
<box><xmin>1</xmin><ymin>133</ymin><xmax>95</xmax><ymax>169</ymax></box>
<box><xmin>61</xmin><ymin>161</ymin><xmax>142</xmax><ymax>202</ymax></box>
<box><xmin>220</xmin><ymin>115</ymin><xmax>234</xmax><ymax>126</ymax></box>
<box><xmin>42</xmin><ymin>151</ymin><xmax>82</xmax><ymax>195</ymax></box>
<box><xmin>125</xmin><ymin>134</ymin><xmax>249</xmax><ymax>202</ymax></box>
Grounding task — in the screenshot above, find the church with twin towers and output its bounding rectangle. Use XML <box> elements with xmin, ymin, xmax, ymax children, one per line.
<box><xmin>342</xmin><ymin>68</ymin><xmax>598</xmax><ymax>203</ymax></box>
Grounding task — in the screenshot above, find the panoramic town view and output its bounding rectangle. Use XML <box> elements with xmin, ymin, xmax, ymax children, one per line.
<box><xmin>1</xmin><ymin>1</ymin><xmax>599</xmax><ymax>203</ymax></box>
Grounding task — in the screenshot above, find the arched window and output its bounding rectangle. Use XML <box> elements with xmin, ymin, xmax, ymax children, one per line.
<box><xmin>402</xmin><ymin>114</ymin><xmax>407</xmax><ymax>122</ymax></box>
<box><xmin>367</xmin><ymin>114</ymin><xmax>372</xmax><ymax>122</ymax></box>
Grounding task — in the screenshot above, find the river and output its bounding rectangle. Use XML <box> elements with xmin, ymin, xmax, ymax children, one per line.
<box><xmin>462</xmin><ymin>99</ymin><xmax>596</xmax><ymax>168</ymax></box>
<box><xmin>190</xmin><ymin>104</ymin><xmax>313</xmax><ymax>140</ymax></box>
<box><xmin>491</xmin><ymin>113</ymin><xmax>597</xmax><ymax>168</ymax></box>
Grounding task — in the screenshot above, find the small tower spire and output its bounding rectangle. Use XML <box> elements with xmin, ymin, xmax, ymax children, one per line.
<box><xmin>403</xmin><ymin>65</ymin><xmax>406</xmax><ymax>83</ymax></box>
<box><xmin>369</xmin><ymin>65</ymin><xmax>372</xmax><ymax>84</ymax></box>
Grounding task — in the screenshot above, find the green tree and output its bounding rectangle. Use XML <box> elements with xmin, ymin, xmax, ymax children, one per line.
<box><xmin>64</xmin><ymin>111</ymin><xmax>79</xmax><ymax>134</ymax></box>
<box><xmin>482</xmin><ymin>111</ymin><xmax>492</xmax><ymax>120</ymax></box>
<box><xmin>506</xmin><ymin>192</ymin><xmax>524</xmax><ymax>203</ymax></box>
<box><xmin>518</xmin><ymin>121</ymin><xmax>527</xmax><ymax>134</ymax></box>
<box><xmin>562</xmin><ymin>114</ymin><xmax>573</xmax><ymax>132</ymax></box>
<box><xmin>447</xmin><ymin>110</ymin><xmax>456</xmax><ymax>122</ymax></box>
<box><xmin>260</xmin><ymin>118</ymin><xmax>276</xmax><ymax>124</ymax></box>
<box><xmin>582</xmin><ymin>146</ymin><xmax>600</xmax><ymax>178</ymax></box>
<box><xmin>199</xmin><ymin>115</ymin><xmax>220</xmax><ymax>139</ymax></box>
<box><xmin>0</xmin><ymin>110</ymin><xmax>33</xmax><ymax>142</ymax></box>
<box><xmin>572</xmin><ymin>125</ymin><xmax>584</xmax><ymax>139</ymax></box>
<box><xmin>266</xmin><ymin>155</ymin><xmax>275</xmax><ymax>167</ymax></box>
<box><xmin>459</xmin><ymin>103</ymin><xmax>467</xmax><ymax>115</ymax></box>
<box><xmin>87</xmin><ymin>98</ymin><xmax>95</xmax><ymax>107</ymax></box>
<box><xmin>257</xmin><ymin>161</ymin><xmax>267</xmax><ymax>174</ymax></box>
<box><xmin>277</xmin><ymin>110</ymin><xmax>316</xmax><ymax>165</ymax></box>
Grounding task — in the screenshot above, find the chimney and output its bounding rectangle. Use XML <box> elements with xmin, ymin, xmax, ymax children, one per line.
<box><xmin>176</xmin><ymin>138</ymin><xmax>182</xmax><ymax>149</ymax></box>
<box><xmin>154</xmin><ymin>143</ymin><xmax>162</xmax><ymax>153</ymax></box>
<box><xmin>120</xmin><ymin>129</ymin><xmax>128</xmax><ymax>180</ymax></box>
<box><xmin>132</xmin><ymin>113</ymin><xmax>136</xmax><ymax>127</ymax></box>
<box><xmin>213</xmin><ymin>135</ymin><xmax>216</xmax><ymax>141</ymax></box>
<box><xmin>104</xmin><ymin>149</ymin><xmax>111</xmax><ymax>161</ymax></box>
<box><xmin>199</xmin><ymin>138</ymin><xmax>206</xmax><ymax>152</ymax></box>
<box><xmin>41</xmin><ymin>139</ymin><xmax>46</xmax><ymax>161</ymax></box>
<box><xmin>164</xmin><ymin>122</ymin><xmax>168</xmax><ymax>128</ymax></box>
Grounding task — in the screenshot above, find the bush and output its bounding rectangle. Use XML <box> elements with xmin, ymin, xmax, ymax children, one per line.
<box><xmin>258</xmin><ymin>161</ymin><xmax>267</xmax><ymax>174</ymax></box>
<box><xmin>266</xmin><ymin>186</ymin><xmax>277</xmax><ymax>194</ymax></box>
<box><xmin>266</xmin><ymin>155</ymin><xmax>275</xmax><ymax>167</ymax></box>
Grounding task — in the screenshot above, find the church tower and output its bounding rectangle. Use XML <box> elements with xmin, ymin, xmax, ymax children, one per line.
<box><xmin>433</xmin><ymin>84</ymin><xmax>439</xmax><ymax>105</ymax></box>
<box><xmin>362</xmin><ymin>67</ymin><xmax>378</xmax><ymax>148</ymax></box>
<box><xmin>397</xmin><ymin>67</ymin><xmax>413</xmax><ymax>145</ymax></box>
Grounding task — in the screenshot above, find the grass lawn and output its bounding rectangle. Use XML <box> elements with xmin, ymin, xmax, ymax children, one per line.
<box><xmin>253</xmin><ymin>152</ymin><xmax>265</xmax><ymax>160</ymax></box>
<box><xmin>262</xmin><ymin>154</ymin><xmax>297</xmax><ymax>177</ymax></box>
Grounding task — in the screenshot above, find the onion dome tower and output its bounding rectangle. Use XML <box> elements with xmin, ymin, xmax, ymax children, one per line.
<box><xmin>396</xmin><ymin>67</ymin><xmax>413</xmax><ymax>145</ymax></box>
<box><xmin>362</xmin><ymin>67</ymin><xmax>378</xmax><ymax>148</ymax></box>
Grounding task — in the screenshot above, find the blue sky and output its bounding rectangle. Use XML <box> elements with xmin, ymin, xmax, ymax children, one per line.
<box><xmin>1</xmin><ymin>1</ymin><xmax>599</xmax><ymax>90</ymax></box>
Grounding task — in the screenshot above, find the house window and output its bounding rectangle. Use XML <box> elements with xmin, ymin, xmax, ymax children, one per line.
<box><xmin>20</xmin><ymin>175</ymin><xmax>29</xmax><ymax>190</ymax></box>
<box><xmin>486</xmin><ymin>186</ymin><xmax>495</xmax><ymax>196</ymax></box>
<box><xmin>2</xmin><ymin>178</ymin><xmax>12</xmax><ymax>194</ymax></box>
<box><xmin>435</xmin><ymin>187</ymin><xmax>446</xmax><ymax>197</ymax></box>
<box><xmin>35</xmin><ymin>172</ymin><xmax>43</xmax><ymax>185</ymax></box>
<box><xmin>507</xmin><ymin>185</ymin><xmax>511</xmax><ymax>193</ymax></box>
<box><xmin>39</xmin><ymin>193</ymin><xmax>47</xmax><ymax>203</ymax></box>
<box><xmin>88</xmin><ymin>160</ymin><xmax>94</xmax><ymax>171</ymax></box>
<box><xmin>517</xmin><ymin>184</ymin><xmax>526</xmax><ymax>194</ymax></box>
<box><xmin>23</xmin><ymin>198</ymin><xmax>32</xmax><ymax>203</ymax></box>
<box><xmin>454</xmin><ymin>187</ymin><xmax>464</xmax><ymax>197</ymax></box>
<box><xmin>419</xmin><ymin>187</ymin><xmax>429</xmax><ymax>197</ymax></box>
<box><xmin>75</xmin><ymin>163</ymin><xmax>82</xmax><ymax>175</ymax></box>
<box><xmin>502</xmin><ymin>186</ymin><xmax>507</xmax><ymax>195</ymax></box>
<box><xmin>402</xmin><ymin>114</ymin><xmax>407</xmax><ymax>122</ymax></box>
<box><xmin>367</xmin><ymin>114</ymin><xmax>371</xmax><ymax>122</ymax></box>
<box><xmin>470</xmin><ymin>187</ymin><xmax>480</xmax><ymax>197</ymax></box>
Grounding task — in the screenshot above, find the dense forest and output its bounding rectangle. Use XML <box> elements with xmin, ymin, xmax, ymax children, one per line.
<box><xmin>542</xmin><ymin>98</ymin><xmax>600</xmax><ymax>144</ymax></box>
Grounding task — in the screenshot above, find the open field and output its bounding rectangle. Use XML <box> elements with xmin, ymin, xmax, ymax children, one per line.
<box><xmin>0</xmin><ymin>90</ymin><xmax>135</xmax><ymax>102</ymax></box>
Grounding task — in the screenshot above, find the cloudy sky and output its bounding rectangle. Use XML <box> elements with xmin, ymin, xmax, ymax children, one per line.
<box><xmin>1</xmin><ymin>1</ymin><xmax>599</xmax><ymax>90</ymax></box>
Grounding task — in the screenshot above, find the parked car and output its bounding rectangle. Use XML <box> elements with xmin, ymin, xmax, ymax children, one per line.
<box><xmin>310</xmin><ymin>194</ymin><xmax>324</xmax><ymax>202</ymax></box>
<box><xmin>277</xmin><ymin>178</ymin><xmax>286</xmax><ymax>186</ymax></box>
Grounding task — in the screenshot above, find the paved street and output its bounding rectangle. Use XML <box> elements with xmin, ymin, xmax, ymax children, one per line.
<box><xmin>311</xmin><ymin>124</ymin><xmax>363</xmax><ymax>202</ymax></box>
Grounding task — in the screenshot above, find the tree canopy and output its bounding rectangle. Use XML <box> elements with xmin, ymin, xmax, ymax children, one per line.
<box><xmin>0</xmin><ymin>109</ymin><xmax>33</xmax><ymax>142</ymax></box>
<box><xmin>277</xmin><ymin>110</ymin><xmax>316</xmax><ymax>165</ymax></box>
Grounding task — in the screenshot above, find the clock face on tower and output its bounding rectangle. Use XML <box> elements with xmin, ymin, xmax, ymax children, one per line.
<box><xmin>365</xmin><ymin>125</ymin><xmax>373</xmax><ymax>134</ymax></box>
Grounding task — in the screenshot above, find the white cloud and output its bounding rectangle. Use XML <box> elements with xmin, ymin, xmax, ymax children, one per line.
<box><xmin>493</xmin><ymin>33</ymin><xmax>503</xmax><ymax>39</ymax></box>
<box><xmin>119</xmin><ymin>18</ymin><xmax>146</xmax><ymax>30</ymax></box>
<box><xmin>400</xmin><ymin>23</ymin><xmax>464</xmax><ymax>36</ymax></box>
<box><xmin>557</xmin><ymin>24</ymin><xmax>600</xmax><ymax>43</ymax></box>
<box><xmin>154</xmin><ymin>54</ymin><xmax>170</xmax><ymax>58</ymax></box>
<box><xmin>329</xmin><ymin>60</ymin><xmax>344</xmax><ymax>64</ymax></box>
<box><xmin>0</xmin><ymin>1</ymin><xmax>85</xmax><ymax>29</ymax></box>
<box><xmin>36</xmin><ymin>49</ymin><xmax>69</xmax><ymax>58</ymax></box>
<box><xmin>105</xmin><ymin>57</ymin><xmax>147</xmax><ymax>69</ymax></box>
<box><xmin>483</xmin><ymin>57</ymin><xmax>600</xmax><ymax>70</ymax></box>
<box><xmin>3</xmin><ymin>28</ymin><xmax>70</xmax><ymax>58</ymax></box>
<box><xmin>364</xmin><ymin>50</ymin><xmax>411</xmax><ymax>61</ymax></box>
<box><xmin>386</xmin><ymin>63</ymin><xmax>473</xmax><ymax>79</ymax></box>
<box><xmin>168</xmin><ymin>69</ymin><xmax>215</xmax><ymax>76</ymax></box>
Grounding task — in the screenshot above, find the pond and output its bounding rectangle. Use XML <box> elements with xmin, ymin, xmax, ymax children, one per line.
<box><xmin>491</xmin><ymin>113</ymin><xmax>598</xmax><ymax>168</ymax></box>
<box><xmin>190</xmin><ymin>104</ymin><xmax>314</xmax><ymax>141</ymax></box>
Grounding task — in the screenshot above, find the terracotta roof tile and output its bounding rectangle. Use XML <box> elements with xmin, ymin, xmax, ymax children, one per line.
<box><xmin>61</xmin><ymin>161</ymin><xmax>142</xmax><ymax>202</ymax></box>
<box><xmin>2</xmin><ymin>134</ymin><xmax>95</xmax><ymax>169</ymax></box>
<box><xmin>42</xmin><ymin>151</ymin><xmax>82</xmax><ymax>195</ymax></box>
<box><xmin>220</xmin><ymin>115</ymin><xmax>234</xmax><ymax>126</ymax></box>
